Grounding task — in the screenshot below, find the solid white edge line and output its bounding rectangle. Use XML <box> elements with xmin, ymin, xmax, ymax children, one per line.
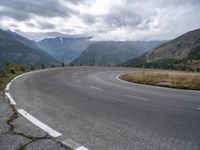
<box><xmin>116</xmin><ymin>74</ymin><xmax>124</xmax><ymax>81</ymax></box>
<box><xmin>5</xmin><ymin>82</ymin><xmax>11</xmax><ymax>91</ymax></box>
<box><xmin>76</xmin><ymin>146</ymin><xmax>89</xmax><ymax>150</ymax></box>
<box><xmin>5</xmin><ymin>92</ymin><xmax>16</xmax><ymax>105</ymax></box>
<box><xmin>17</xmin><ymin>109</ymin><xmax>62</xmax><ymax>138</ymax></box>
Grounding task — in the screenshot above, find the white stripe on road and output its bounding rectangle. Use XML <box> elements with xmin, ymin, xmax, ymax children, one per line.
<box><xmin>124</xmin><ymin>94</ymin><xmax>149</xmax><ymax>101</ymax></box>
<box><xmin>196</xmin><ymin>107</ymin><xmax>200</xmax><ymax>110</ymax></box>
<box><xmin>116</xmin><ymin>75</ymin><xmax>121</xmax><ymax>80</ymax></box>
<box><xmin>76</xmin><ymin>146</ymin><xmax>89</xmax><ymax>150</ymax></box>
<box><xmin>89</xmin><ymin>85</ymin><xmax>102</xmax><ymax>91</ymax></box>
<box><xmin>76</xmin><ymin>79</ymin><xmax>81</xmax><ymax>83</ymax></box>
<box><xmin>17</xmin><ymin>109</ymin><xmax>62</xmax><ymax>137</ymax></box>
<box><xmin>62</xmin><ymin>139</ymin><xmax>89</xmax><ymax>150</ymax></box>
<box><xmin>5</xmin><ymin>92</ymin><xmax>16</xmax><ymax>105</ymax></box>
<box><xmin>73</xmin><ymin>75</ymin><xmax>76</xmax><ymax>79</ymax></box>
<box><xmin>5</xmin><ymin>82</ymin><xmax>11</xmax><ymax>90</ymax></box>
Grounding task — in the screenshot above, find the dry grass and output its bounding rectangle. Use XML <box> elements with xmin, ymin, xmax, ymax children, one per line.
<box><xmin>120</xmin><ymin>70</ymin><xmax>200</xmax><ymax>90</ymax></box>
<box><xmin>0</xmin><ymin>64</ymin><xmax>26</xmax><ymax>91</ymax></box>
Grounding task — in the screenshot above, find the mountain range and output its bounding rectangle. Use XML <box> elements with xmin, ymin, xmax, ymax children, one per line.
<box><xmin>1</xmin><ymin>27</ymin><xmax>199</xmax><ymax>70</ymax></box>
<box><xmin>71</xmin><ymin>41</ymin><xmax>163</xmax><ymax>65</ymax></box>
<box><xmin>36</xmin><ymin>37</ymin><xmax>92</xmax><ymax>63</ymax></box>
<box><xmin>0</xmin><ymin>29</ymin><xmax>57</xmax><ymax>67</ymax></box>
<box><xmin>124</xmin><ymin>28</ymin><xmax>200</xmax><ymax>70</ymax></box>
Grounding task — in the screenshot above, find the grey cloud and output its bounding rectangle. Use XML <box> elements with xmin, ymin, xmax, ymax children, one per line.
<box><xmin>81</xmin><ymin>4</ymin><xmax>153</xmax><ymax>33</ymax></box>
<box><xmin>25</xmin><ymin>21</ymin><xmax>56</xmax><ymax>30</ymax></box>
<box><xmin>0</xmin><ymin>0</ymin><xmax>77</xmax><ymax>21</ymax></box>
<box><xmin>0</xmin><ymin>8</ymin><xmax>30</xmax><ymax>21</ymax></box>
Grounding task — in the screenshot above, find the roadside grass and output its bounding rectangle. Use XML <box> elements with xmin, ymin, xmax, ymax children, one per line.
<box><xmin>120</xmin><ymin>70</ymin><xmax>200</xmax><ymax>90</ymax></box>
<box><xmin>0</xmin><ymin>64</ymin><xmax>26</xmax><ymax>91</ymax></box>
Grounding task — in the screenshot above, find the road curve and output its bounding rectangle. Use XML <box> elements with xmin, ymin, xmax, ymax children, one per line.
<box><xmin>9</xmin><ymin>67</ymin><xmax>200</xmax><ymax>150</ymax></box>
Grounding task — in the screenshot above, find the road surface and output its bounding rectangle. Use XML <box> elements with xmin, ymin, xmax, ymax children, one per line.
<box><xmin>9</xmin><ymin>67</ymin><xmax>200</xmax><ymax>150</ymax></box>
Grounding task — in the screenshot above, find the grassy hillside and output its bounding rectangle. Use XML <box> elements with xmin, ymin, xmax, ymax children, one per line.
<box><xmin>124</xmin><ymin>28</ymin><xmax>200</xmax><ymax>71</ymax></box>
<box><xmin>72</xmin><ymin>41</ymin><xmax>163</xmax><ymax>65</ymax></box>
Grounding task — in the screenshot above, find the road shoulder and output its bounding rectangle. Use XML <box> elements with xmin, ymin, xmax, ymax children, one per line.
<box><xmin>0</xmin><ymin>92</ymin><xmax>70</xmax><ymax>150</ymax></box>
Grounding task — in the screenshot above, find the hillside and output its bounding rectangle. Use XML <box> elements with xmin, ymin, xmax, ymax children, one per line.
<box><xmin>124</xmin><ymin>28</ymin><xmax>200</xmax><ymax>71</ymax></box>
<box><xmin>71</xmin><ymin>41</ymin><xmax>163</xmax><ymax>65</ymax></box>
<box><xmin>37</xmin><ymin>37</ymin><xmax>92</xmax><ymax>63</ymax></box>
<box><xmin>0</xmin><ymin>29</ymin><xmax>58</xmax><ymax>67</ymax></box>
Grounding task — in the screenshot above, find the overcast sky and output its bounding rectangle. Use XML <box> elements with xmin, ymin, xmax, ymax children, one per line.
<box><xmin>0</xmin><ymin>0</ymin><xmax>200</xmax><ymax>41</ymax></box>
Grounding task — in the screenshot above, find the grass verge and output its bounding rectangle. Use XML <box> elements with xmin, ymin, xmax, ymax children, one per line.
<box><xmin>120</xmin><ymin>70</ymin><xmax>200</xmax><ymax>90</ymax></box>
<box><xmin>0</xmin><ymin>64</ymin><xmax>26</xmax><ymax>91</ymax></box>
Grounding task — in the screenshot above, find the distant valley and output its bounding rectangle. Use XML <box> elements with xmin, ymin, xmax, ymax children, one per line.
<box><xmin>36</xmin><ymin>37</ymin><xmax>92</xmax><ymax>63</ymax></box>
<box><xmin>72</xmin><ymin>41</ymin><xmax>163</xmax><ymax>65</ymax></box>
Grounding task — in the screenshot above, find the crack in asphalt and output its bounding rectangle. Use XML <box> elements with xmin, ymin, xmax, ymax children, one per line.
<box><xmin>3</xmin><ymin>92</ymin><xmax>71</xmax><ymax>150</ymax></box>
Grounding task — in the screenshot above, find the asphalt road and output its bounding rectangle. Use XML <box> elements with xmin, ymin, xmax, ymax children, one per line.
<box><xmin>9</xmin><ymin>67</ymin><xmax>200</xmax><ymax>150</ymax></box>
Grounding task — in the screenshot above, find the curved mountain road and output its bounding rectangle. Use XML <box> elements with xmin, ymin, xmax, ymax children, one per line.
<box><xmin>9</xmin><ymin>67</ymin><xmax>200</xmax><ymax>150</ymax></box>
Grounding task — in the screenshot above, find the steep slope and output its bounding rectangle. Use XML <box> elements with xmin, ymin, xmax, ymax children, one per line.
<box><xmin>37</xmin><ymin>37</ymin><xmax>92</xmax><ymax>63</ymax></box>
<box><xmin>0</xmin><ymin>29</ymin><xmax>57</xmax><ymax>67</ymax></box>
<box><xmin>71</xmin><ymin>41</ymin><xmax>163</xmax><ymax>65</ymax></box>
<box><xmin>124</xmin><ymin>28</ymin><xmax>200</xmax><ymax>70</ymax></box>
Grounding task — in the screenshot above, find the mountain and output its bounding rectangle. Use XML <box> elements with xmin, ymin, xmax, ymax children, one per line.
<box><xmin>36</xmin><ymin>37</ymin><xmax>92</xmax><ymax>63</ymax></box>
<box><xmin>71</xmin><ymin>41</ymin><xmax>163</xmax><ymax>65</ymax></box>
<box><xmin>124</xmin><ymin>28</ymin><xmax>200</xmax><ymax>71</ymax></box>
<box><xmin>0</xmin><ymin>29</ymin><xmax>58</xmax><ymax>67</ymax></box>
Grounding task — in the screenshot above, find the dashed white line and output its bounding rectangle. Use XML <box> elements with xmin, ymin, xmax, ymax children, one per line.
<box><xmin>76</xmin><ymin>79</ymin><xmax>81</xmax><ymax>83</ymax></box>
<box><xmin>17</xmin><ymin>109</ymin><xmax>62</xmax><ymax>137</ymax></box>
<box><xmin>73</xmin><ymin>75</ymin><xmax>76</xmax><ymax>79</ymax></box>
<box><xmin>76</xmin><ymin>146</ymin><xmax>89</xmax><ymax>150</ymax></box>
<box><xmin>196</xmin><ymin>107</ymin><xmax>200</xmax><ymax>110</ymax></box>
<box><xmin>124</xmin><ymin>94</ymin><xmax>149</xmax><ymax>101</ymax></box>
<box><xmin>89</xmin><ymin>85</ymin><xmax>102</xmax><ymax>91</ymax></box>
<box><xmin>62</xmin><ymin>139</ymin><xmax>89</xmax><ymax>150</ymax></box>
<box><xmin>5</xmin><ymin>92</ymin><xmax>16</xmax><ymax>105</ymax></box>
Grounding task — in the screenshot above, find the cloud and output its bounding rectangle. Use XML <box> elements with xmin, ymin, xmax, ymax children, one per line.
<box><xmin>0</xmin><ymin>0</ymin><xmax>200</xmax><ymax>41</ymax></box>
<box><xmin>0</xmin><ymin>0</ymin><xmax>77</xmax><ymax>21</ymax></box>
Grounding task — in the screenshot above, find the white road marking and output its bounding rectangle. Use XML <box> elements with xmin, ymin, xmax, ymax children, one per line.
<box><xmin>124</xmin><ymin>94</ymin><xmax>149</xmax><ymax>101</ymax></box>
<box><xmin>62</xmin><ymin>139</ymin><xmax>89</xmax><ymax>150</ymax></box>
<box><xmin>76</xmin><ymin>79</ymin><xmax>81</xmax><ymax>83</ymax></box>
<box><xmin>76</xmin><ymin>146</ymin><xmax>89</xmax><ymax>150</ymax></box>
<box><xmin>73</xmin><ymin>75</ymin><xmax>76</xmax><ymax>79</ymax></box>
<box><xmin>5</xmin><ymin>82</ymin><xmax>11</xmax><ymax>90</ymax></box>
<box><xmin>89</xmin><ymin>85</ymin><xmax>102</xmax><ymax>91</ymax></box>
<box><xmin>196</xmin><ymin>107</ymin><xmax>200</xmax><ymax>110</ymax></box>
<box><xmin>5</xmin><ymin>92</ymin><xmax>16</xmax><ymax>105</ymax></box>
<box><xmin>116</xmin><ymin>74</ymin><xmax>125</xmax><ymax>82</ymax></box>
<box><xmin>17</xmin><ymin>109</ymin><xmax>62</xmax><ymax>137</ymax></box>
